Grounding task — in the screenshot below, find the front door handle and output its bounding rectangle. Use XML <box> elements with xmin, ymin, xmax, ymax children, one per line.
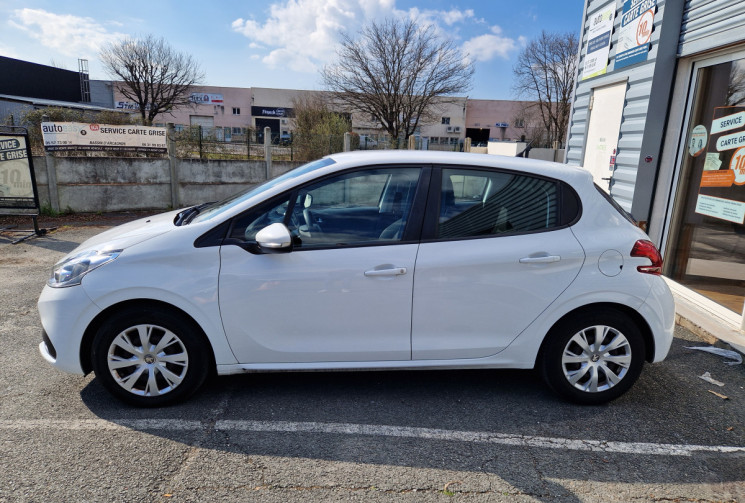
<box><xmin>364</xmin><ymin>267</ymin><xmax>407</xmax><ymax>277</ymax></box>
<box><xmin>519</xmin><ymin>255</ymin><xmax>560</xmax><ymax>264</ymax></box>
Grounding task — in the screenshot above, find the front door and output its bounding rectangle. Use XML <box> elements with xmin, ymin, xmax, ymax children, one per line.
<box><xmin>219</xmin><ymin>166</ymin><xmax>422</xmax><ymax>363</ymax></box>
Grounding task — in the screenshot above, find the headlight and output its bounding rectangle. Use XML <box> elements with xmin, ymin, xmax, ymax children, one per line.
<box><xmin>48</xmin><ymin>249</ymin><xmax>122</xmax><ymax>288</ymax></box>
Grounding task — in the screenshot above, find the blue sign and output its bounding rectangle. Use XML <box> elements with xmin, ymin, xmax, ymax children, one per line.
<box><xmin>615</xmin><ymin>0</ymin><xmax>656</xmax><ymax>70</ymax></box>
<box><xmin>495</xmin><ymin>122</ymin><xmax>509</xmax><ymax>128</ymax></box>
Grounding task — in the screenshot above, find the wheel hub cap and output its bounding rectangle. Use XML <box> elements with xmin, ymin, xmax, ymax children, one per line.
<box><xmin>561</xmin><ymin>325</ymin><xmax>632</xmax><ymax>393</ymax></box>
<box><xmin>106</xmin><ymin>324</ymin><xmax>189</xmax><ymax>397</ymax></box>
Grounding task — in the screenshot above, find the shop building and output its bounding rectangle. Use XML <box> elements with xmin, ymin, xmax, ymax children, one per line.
<box><xmin>568</xmin><ymin>0</ymin><xmax>745</xmax><ymax>325</ymax></box>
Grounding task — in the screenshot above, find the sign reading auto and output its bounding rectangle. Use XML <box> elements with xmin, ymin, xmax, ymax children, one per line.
<box><xmin>41</xmin><ymin>122</ymin><xmax>167</xmax><ymax>152</ymax></box>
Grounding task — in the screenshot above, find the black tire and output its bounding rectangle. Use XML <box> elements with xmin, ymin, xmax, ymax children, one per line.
<box><xmin>540</xmin><ymin>309</ymin><xmax>645</xmax><ymax>405</ymax></box>
<box><xmin>91</xmin><ymin>306</ymin><xmax>210</xmax><ymax>407</ymax></box>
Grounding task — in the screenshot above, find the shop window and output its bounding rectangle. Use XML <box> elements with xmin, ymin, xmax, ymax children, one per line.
<box><xmin>667</xmin><ymin>55</ymin><xmax>745</xmax><ymax>313</ymax></box>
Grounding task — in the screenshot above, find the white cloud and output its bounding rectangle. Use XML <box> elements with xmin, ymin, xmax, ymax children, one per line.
<box><xmin>462</xmin><ymin>29</ymin><xmax>517</xmax><ymax>62</ymax></box>
<box><xmin>232</xmin><ymin>0</ymin><xmax>397</xmax><ymax>73</ymax></box>
<box><xmin>10</xmin><ymin>8</ymin><xmax>125</xmax><ymax>57</ymax></box>
<box><xmin>0</xmin><ymin>44</ymin><xmax>21</xmax><ymax>59</ymax></box>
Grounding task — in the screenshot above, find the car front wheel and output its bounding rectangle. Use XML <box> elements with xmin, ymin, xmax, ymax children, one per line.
<box><xmin>540</xmin><ymin>309</ymin><xmax>645</xmax><ymax>405</ymax></box>
<box><xmin>91</xmin><ymin>307</ymin><xmax>210</xmax><ymax>407</ymax></box>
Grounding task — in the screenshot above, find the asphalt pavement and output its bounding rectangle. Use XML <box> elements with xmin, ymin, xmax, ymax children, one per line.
<box><xmin>1</xmin><ymin>223</ymin><xmax>744</xmax><ymax>502</ymax></box>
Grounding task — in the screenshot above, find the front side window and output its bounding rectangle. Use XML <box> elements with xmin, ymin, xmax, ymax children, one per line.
<box><xmin>437</xmin><ymin>168</ymin><xmax>558</xmax><ymax>239</ymax></box>
<box><xmin>441</xmin><ymin>117</ymin><xmax>451</xmax><ymax>125</ymax></box>
<box><xmin>230</xmin><ymin>167</ymin><xmax>421</xmax><ymax>248</ymax></box>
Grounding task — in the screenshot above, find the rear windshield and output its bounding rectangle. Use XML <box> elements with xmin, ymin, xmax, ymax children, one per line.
<box><xmin>594</xmin><ymin>184</ymin><xmax>636</xmax><ymax>225</ymax></box>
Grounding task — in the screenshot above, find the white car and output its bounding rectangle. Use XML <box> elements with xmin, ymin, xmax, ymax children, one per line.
<box><xmin>38</xmin><ymin>151</ymin><xmax>674</xmax><ymax>406</ymax></box>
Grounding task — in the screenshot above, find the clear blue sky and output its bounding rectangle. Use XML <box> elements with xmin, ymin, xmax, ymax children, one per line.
<box><xmin>0</xmin><ymin>0</ymin><xmax>584</xmax><ymax>100</ymax></box>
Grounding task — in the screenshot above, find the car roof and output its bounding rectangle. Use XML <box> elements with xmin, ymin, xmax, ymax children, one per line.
<box><xmin>325</xmin><ymin>150</ymin><xmax>592</xmax><ymax>187</ymax></box>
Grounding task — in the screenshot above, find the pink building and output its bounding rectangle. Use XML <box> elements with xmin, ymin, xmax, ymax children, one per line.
<box><xmin>465</xmin><ymin>99</ymin><xmax>538</xmax><ymax>145</ymax></box>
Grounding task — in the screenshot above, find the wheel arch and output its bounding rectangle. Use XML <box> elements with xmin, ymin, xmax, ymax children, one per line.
<box><xmin>537</xmin><ymin>302</ymin><xmax>656</xmax><ymax>367</ymax></box>
<box><xmin>79</xmin><ymin>299</ymin><xmax>217</xmax><ymax>375</ymax></box>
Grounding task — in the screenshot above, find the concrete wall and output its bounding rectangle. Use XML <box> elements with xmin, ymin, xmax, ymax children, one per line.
<box><xmin>33</xmin><ymin>156</ymin><xmax>303</xmax><ymax>213</ymax></box>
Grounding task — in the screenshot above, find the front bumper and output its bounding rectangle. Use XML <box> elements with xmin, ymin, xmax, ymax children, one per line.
<box><xmin>37</xmin><ymin>284</ymin><xmax>102</xmax><ymax>375</ymax></box>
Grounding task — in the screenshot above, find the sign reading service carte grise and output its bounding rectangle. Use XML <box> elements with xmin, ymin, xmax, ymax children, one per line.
<box><xmin>41</xmin><ymin>122</ymin><xmax>167</xmax><ymax>152</ymax></box>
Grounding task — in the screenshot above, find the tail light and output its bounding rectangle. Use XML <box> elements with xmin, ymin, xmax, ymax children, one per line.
<box><xmin>630</xmin><ymin>239</ymin><xmax>663</xmax><ymax>275</ymax></box>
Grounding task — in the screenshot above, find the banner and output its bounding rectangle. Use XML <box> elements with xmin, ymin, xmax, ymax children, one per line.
<box><xmin>41</xmin><ymin>122</ymin><xmax>167</xmax><ymax>152</ymax></box>
<box><xmin>0</xmin><ymin>132</ymin><xmax>38</xmax><ymax>210</ymax></box>
<box><xmin>582</xmin><ymin>2</ymin><xmax>616</xmax><ymax>80</ymax></box>
<box><xmin>615</xmin><ymin>0</ymin><xmax>656</xmax><ymax>70</ymax></box>
<box><xmin>190</xmin><ymin>93</ymin><xmax>223</xmax><ymax>104</ymax></box>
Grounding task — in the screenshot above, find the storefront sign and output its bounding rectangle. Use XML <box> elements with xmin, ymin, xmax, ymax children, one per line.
<box><xmin>695</xmin><ymin>106</ymin><xmax>745</xmax><ymax>223</ymax></box>
<box><xmin>582</xmin><ymin>2</ymin><xmax>616</xmax><ymax>80</ymax></box>
<box><xmin>41</xmin><ymin>122</ymin><xmax>167</xmax><ymax>152</ymax></box>
<box><xmin>251</xmin><ymin>106</ymin><xmax>294</xmax><ymax>118</ymax></box>
<box><xmin>190</xmin><ymin>93</ymin><xmax>223</xmax><ymax>104</ymax></box>
<box><xmin>495</xmin><ymin>122</ymin><xmax>509</xmax><ymax>127</ymax></box>
<box><xmin>0</xmin><ymin>132</ymin><xmax>38</xmax><ymax>210</ymax></box>
<box><xmin>711</xmin><ymin>111</ymin><xmax>745</xmax><ymax>134</ymax></box>
<box><xmin>615</xmin><ymin>0</ymin><xmax>656</xmax><ymax>70</ymax></box>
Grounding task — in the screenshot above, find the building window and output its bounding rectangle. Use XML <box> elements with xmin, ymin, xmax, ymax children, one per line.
<box><xmin>232</xmin><ymin>127</ymin><xmax>244</xmax><ymax>135</ymax></box>
<box><xmin>174</xmin><ymin>124</ymin><xmax>185</xmax><ymax>132</ymax></box>
<box><xmin>515</xmin><ymin>119</ymin><xmax>525</xmax><ymax>128</ymax></box>
<box><xmin>232</xmin><ymin>107</ymin><xmax>241</xmax><ymax>115</ymax></box>
<box><xmin>441</xmin><ymin>117</ymin><xmax>451</xmax><ymax>125</ymax></box>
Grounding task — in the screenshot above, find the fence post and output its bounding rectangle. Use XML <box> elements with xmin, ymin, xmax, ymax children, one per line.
<box><xmin>166</xmin><ymin>123</ymin><xmax>179</xmax><ymax>209</ymax></box>
<box><xmin>246</xmin><ymin>130</ymin><xmax>250</xmax><ymax>160</ymax></box>
<box><xmin>198</xmin><ymin>125</ymin><xmax>203</xmax><ymax>160</ymax></box>
<box><xmin>344</xmin><ymin>132</ymin><xmax>351</xmax><ymax>152</ymax></box>
<box><xmin>41</xmin><ymin>114</ymin><xmax>60</xmax><ymax>212</ymax></box>
<box><xmin>264</xmin><ymin>126</ymin><xmax>272</xmax><ymax>180</ymax></box>
<box><xmin>464</xmin><ymin>137</ymin><xmax>472</xmax><ymax>153</ymax></box>
<box><xmin>408</xmin><ymin>136</ymin><xmax>416</xmax><ymax>150</ymax></box>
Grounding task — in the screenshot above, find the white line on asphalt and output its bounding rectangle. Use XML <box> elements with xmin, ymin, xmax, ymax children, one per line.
<box><xmin>2</xmin><ymin>419</ymin><xmax>743</xmax><ymax>457</ymax></box>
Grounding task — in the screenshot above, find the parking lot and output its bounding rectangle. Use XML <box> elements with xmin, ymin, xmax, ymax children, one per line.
<box><xmin>1</xmin><ymin>221</ymin><xmax>745</xmax><ymax>502</ymax></box>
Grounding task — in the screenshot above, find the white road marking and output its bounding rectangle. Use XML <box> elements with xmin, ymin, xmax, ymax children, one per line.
<box><xmin>1</xmin><ymin>419</ymin><xmax>743</xmax><ymax>457</ymax></box>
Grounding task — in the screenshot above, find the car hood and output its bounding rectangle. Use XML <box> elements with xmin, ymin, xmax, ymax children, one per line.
<box><xmin>68</xmin><ymin>210</ymin><xmax>180</xmax><ymax>255</ymax></box>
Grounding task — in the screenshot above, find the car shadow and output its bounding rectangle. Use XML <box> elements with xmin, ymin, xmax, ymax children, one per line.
<box><xmin>79</xmin><ymin>340</ymin><xmax>745</xmax><ymax>501</ymax></box>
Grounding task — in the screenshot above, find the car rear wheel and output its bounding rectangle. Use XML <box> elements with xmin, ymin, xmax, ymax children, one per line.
<box><xmin>540</xmin><ymin>309</ymin><xmax>645</xmax><ymax>404</ymax></box>
<box><xmin>91</xmin><ymin>307</ymin><xmax>210</xmax><ymax>407</ymax></box>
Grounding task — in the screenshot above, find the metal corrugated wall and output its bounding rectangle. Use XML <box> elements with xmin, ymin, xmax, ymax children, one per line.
<box><xmin>567</xmin><ymin>0</ymin><xmax>669</xmax><ymax>212</ymax></box>
<box><xmin>679</xmin><ymin>0</ymin><xmax>745</xmax><ymax>57</ymax></box>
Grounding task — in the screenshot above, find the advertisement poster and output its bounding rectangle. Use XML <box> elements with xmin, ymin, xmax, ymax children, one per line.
<box><xmin>582</xmin><ymin>2</ymin><xmax>616</xmax><ymax>80</ymax></box>
<box><xmin>615</xmin><ymin>0</ymin><xmax>656</xmax><ymax>70</ymax></box>
<box><xmin>695</xmin><ymin>106</ymin><xmax>745</xmax><ymax>223</ymax></box>
<box><xmin>41</xmin><ymin>122</ymin><xmax>167</xmax><ymax>152</ymax></box>
<box><xmin>0</xmin><ymin>134</ymin><xmax>37</xmax><ymax>210</ymax></box>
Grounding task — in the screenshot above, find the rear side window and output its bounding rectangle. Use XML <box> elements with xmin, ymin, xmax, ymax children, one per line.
<box><xmin>438</xmin><ymin>168</ymin><xmax>559</xmax><ymax>239</ymax></box>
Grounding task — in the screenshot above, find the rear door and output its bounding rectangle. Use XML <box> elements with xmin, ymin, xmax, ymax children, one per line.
<box><xmin>411</xmin><ymin>167</ymin><xmax>585</xmax><ymax>360</ymax></box>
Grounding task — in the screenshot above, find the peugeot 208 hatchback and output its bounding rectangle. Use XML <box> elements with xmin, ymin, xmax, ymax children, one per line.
<box><xmin>39</xmin><ymin>151</ymin><xmax>674</xmax><ymax>406</ymax></box>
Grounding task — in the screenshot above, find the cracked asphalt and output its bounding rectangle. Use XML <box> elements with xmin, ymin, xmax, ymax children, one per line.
<box><xmin>1</xmin><ymin>222</ymin><xmax>744</xmax><ymax>502</ymax></box>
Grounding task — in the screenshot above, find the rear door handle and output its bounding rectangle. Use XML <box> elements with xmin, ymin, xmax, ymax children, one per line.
<box><xmin>519</xmin><ymin>255</ymin><xmax>560</xmax><ymax>264</ymax></box>
<box><xmin>364</xmin><ymin>267</ymin><xmax>407</xmax><ymax>277</ymax></box>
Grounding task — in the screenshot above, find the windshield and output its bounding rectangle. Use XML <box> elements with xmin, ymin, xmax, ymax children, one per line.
<box><xmin>190</xmin><ymin>157</ymin><xmax>336</xmax><ymax>224</ymax></box>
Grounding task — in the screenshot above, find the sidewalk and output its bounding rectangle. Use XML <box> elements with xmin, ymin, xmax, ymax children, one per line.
<box><xmin>665</xmin><ymin>277</ymin><xmax>745</xmax><ymax>354</ymax></box>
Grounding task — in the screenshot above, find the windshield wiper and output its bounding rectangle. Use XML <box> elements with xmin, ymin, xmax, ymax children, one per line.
<box><xmin>174</xmin><ymin>202</ymin><xmax>215</xmax><ymax>226</ymax></box>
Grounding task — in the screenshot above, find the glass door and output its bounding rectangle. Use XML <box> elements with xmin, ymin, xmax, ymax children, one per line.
<box><xmin>665</xmin><ymin>52</ymin><xmax>745</xmax><ymax>314</ymax></box>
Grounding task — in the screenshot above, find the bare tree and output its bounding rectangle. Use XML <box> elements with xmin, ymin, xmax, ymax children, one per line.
<box><xmin>512</xmin><ymin>31</ymin><xmax>578</xmax><ymax>148</ymax></box>
<box><xmin>322</xmin><ymin>17</ymin><xmax>473</xmax><ymax>145</ymax></box>
<box><xmin>99</xmin><ymin>35</ymin><xmax>204</xmax><ymax>125</ymax></box>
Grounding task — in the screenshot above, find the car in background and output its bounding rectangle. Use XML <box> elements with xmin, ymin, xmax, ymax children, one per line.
<box><xmin>38</xmin><ymin>151</ymin><xmax>674</xmax><ymax>406</ymax></box>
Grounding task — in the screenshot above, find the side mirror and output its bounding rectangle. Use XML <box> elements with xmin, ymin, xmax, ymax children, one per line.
<box><xmin>255</xmin><ymin>223</ymin><xmax>293</xmax><ymax>254</ymax></box>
